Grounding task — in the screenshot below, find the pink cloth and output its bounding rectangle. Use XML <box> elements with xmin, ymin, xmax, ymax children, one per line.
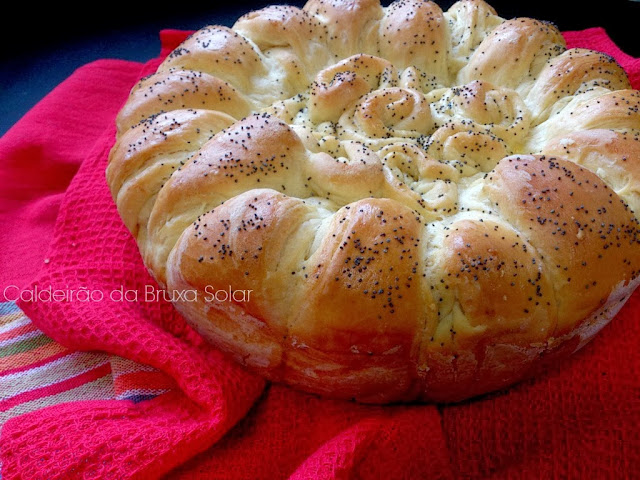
<box><xmin>0</xmin><ymin>27</ymin><xmax>638</xmax><ymax>479</ymax></box>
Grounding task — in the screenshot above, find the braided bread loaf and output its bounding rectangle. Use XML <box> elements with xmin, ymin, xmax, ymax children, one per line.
<box><xmin>107</xmin><ymin>0</ymin><xmax>640</xmax><ymax>403</ymax></box>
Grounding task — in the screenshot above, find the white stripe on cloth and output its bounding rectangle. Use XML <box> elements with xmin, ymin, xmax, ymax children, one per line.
<box><xmin>0</xmin><ymin>314</ymin><xmax>30</xmax><ymax>334</ymax></box>
<box><xmin>115</xmin><ymin>388</ymin><xmax>171</xmax><ymax>400</ymax></box>
<box><xmin>0</xmin><ymin>330</ymin><xmax>44</xmax><ymax>349</ymax></box>
<box><xmin>0</xmin><ymin>351</ymin><xmax>111</xmax><ymax>401</ymax></box>
<box><xmin>0</xmin><ymin>375</ymin><xmax>116</xmax><ymax>432</ymax></box>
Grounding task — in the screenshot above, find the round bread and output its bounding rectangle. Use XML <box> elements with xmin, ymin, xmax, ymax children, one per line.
<box><xmin>107</xmin><ymin>0</ymin><xmax>640</xmax><ymax>403</ymax></box>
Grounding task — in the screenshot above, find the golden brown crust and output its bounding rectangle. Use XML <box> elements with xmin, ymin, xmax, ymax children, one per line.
<box><xmin>543</xmin><ymin>129</ymin><xmax>640</xmax><ymax>216</ymax></box>
<box><xmin>309</xmin><ymin>54</ymin><xmax>396</xmax><ymax>123</ymax></box>
<box><xmin>303</xmin><ymin>0</ymin><xmax>383</xmax><ymax>59</ymax></box>
<box><xmin>145</xmin><ymin>113</ymin><xmax>312</xmax><ymax>284</ymax></box>
<box><xmin>527</xmin><ymin>89</ymin><xmax>640</xmax><ymax>151</ymax></box>
<box><xmin>458</xmin><ymin>17</ymin><xmax>565</xmax><ymax>88</ymax></box>
<box><xmin>158</xmin><ymin>26</ymin><xmax>265</xmax><ymax>92</ymax></box>
<box><xmin>445</xmin><ymin>0</ymin><xmax>501</xmax><ymax>76</ymax></box>
<box><xmin>107</xmin><ymin>109</ymin><xmax>235</xmax><ymax>237</ymax></box>
<box><xmin>107</xmin><ymin>0</ymin><xmax>640</xmax><ymax>403</ymax></box>
<box><xmin>116</xmin><ymin>70</ymin><xmax>252</xmax><ymax>133</ymax></box>
<box><xmin>525</xmin><ymin>49</ymin><xmax>631</xmax><ymax>125</ymax></box>
<box><xmin>438</xmin><ymin>218</ymin><xmax>557</xmax><ymax>345</ymax></box>
<box><xmin>306</xmin><ymin>146</ymin><xmax>387</xmax><ymax>204</ymax></box>
<box><xmin>170</xmin><ymin>190</ymin><xmax>314</xmax><ymax>333</ymax></box>
<box><xmin>291</xmin><ymin>198</ymin><xmax>426</xmax><ymax>352</ymax></box>
<box><xmin>484</xmin><ymin>155</ymin><xmax>640</xmax><ymax>333</ymax></box>
<box><xmin>233</xmin><ymin>5</ymin><xmax>332</xmax><ymax>90</ymax></box>
<box><xmin>378</xmin><ymin>0</ymin><xmax>449</xmax><ymax>83</ymax></box>
<box><xmin>418</xmin><ymin>273</ymin><xmax>638</xmax><ymax>403</ymax></box>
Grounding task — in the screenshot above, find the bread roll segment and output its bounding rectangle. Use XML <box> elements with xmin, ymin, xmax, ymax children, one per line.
<box><xmin>108</xmin><ymin>0</ymin><xmax>640</xmax><ymax>403</ymax></box>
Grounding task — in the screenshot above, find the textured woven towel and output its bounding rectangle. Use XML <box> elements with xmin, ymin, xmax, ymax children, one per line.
<box><xmin>0</xmin><ymin>27</ymin><xmax>639</xmax><ymax>479</ymax></box>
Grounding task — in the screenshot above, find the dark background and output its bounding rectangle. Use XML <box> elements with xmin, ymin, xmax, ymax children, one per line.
<box><xmin>1</xmin><ymin>0</ymin><xmax>638</xmax><ymax>137</ymax></box>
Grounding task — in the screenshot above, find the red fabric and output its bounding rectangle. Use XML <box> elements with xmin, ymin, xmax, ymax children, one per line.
<box><xmin>0</xmin><ymin>27</ymin><xmax>638</xmax><ymax>479</ymax></box>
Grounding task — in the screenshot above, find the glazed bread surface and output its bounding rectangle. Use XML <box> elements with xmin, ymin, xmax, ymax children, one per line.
<box><xmin>107</xmin><ymin>0</ymin><xmax>640</xmax><ymax>403</ymax></box>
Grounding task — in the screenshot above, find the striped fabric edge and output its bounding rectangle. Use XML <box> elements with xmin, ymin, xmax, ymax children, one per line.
<box><xmin>111</xmin><ymin>356</ymin><xmax>176</xmax><ymax>401</ymax></box>
<box><xmin>0</xmin><ymin>301</ymin><xmax>174</xmax><ymax>477</ymax></box>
